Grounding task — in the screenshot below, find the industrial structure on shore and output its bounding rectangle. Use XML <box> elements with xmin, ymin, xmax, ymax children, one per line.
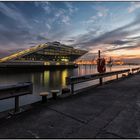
<box><xmin>0</xmin><ymin>42</ymin><xmax>87</xmax><ymax>69</ymax></box>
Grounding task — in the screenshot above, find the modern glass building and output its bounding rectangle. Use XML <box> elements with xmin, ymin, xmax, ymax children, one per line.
<box><xmin>0</xmin><ymin>42</ymin><xmax>88</xmax><ymax>68</ymax></box>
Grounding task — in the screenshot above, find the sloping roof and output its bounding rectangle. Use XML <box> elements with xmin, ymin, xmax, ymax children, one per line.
<box><xmin>0</xmin><ymin>43</ymin><xmax>48</xmax><ymax>63</ymax></box>
<box><xmin>0</xmin><ymin>42</ymin><xmax>88</xmax><ymax>63</ymax></box>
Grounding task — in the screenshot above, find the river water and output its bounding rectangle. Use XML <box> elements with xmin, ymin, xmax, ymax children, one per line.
<box><xmin>0</xmin><ymin>64</ymin><xmax>138</xmax><ymax>112</ymax></box>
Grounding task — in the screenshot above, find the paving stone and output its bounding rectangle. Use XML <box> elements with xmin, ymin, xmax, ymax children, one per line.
<box><xmin>70</xmin><ymin>104</ymin><xmax>124</xmax><ymax>138</ymax></box>
<box><xmin>0</xmin><ymin>107</ymin><xmax>83</xmax><ymax>138</ymax></box>
<box><xmin>104</xmin><ymin>107</ymin><xmax>138</xmax><ymax>138</ymax></box>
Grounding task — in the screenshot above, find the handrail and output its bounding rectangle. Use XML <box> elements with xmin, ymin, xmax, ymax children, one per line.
<box><xmin>66</xmin><ymin>67</ymin><xmax>140</xmax><ymax>94</ymax></box>
<box><xmin>66</xmin><ymin>69</ymin><xmax>130</xmax><ymax>85</ymax></box>
<box><xmin>0</xmin><ymin>82</ymin><xmax>33</xmax><ymax>114</ymax></box>
<box><xmin>132</xmin><ymin>67</ymin><xmax>140</xmax><ymax>73</ymax></box>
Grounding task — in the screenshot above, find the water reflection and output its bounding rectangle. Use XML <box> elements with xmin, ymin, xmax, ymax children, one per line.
<box><xmin>43</xmin><ymin>71</ymin><xmax>50</xmax><ymax>86</ymax></box>
<box><xmin>0</xmin><ymin>64</ymin><xmax>139</xmax><ymax>112</ymax></box>
<box><xmin>62</xmin><ymin>69</ymin><xmax>68</xmax><ymax>86</ymax></box>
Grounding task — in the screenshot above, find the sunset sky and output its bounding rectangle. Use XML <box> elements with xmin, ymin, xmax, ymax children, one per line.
<box><xmin>0</xmin><ymin>1</ymin><xmax>140</xmax><ymax>63</ymax></box>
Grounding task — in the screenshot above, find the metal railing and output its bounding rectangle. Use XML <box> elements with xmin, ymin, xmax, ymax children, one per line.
<box><xmin>0</xmin><ymin>82</ymin><xmax>33</xmax><ymax>114</ymax></box>
<box><xmin>132</xmin><ymin>67</ymin><xmax>140</xmax><ymax>73</ymax></box>
<box><xmin>66</xmin><ymin>67</ymin><xmax>140</xmax><ymax>94</ymax></box>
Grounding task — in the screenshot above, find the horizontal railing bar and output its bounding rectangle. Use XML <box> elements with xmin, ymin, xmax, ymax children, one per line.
<box><xmin>0</xmin><ymin>82</ymin><xmax>32</xmax><ymax>90</ymax></box>
<box><xmin>66</xmin><ymin>67</ymin><xmax>140</xmax><ymax>94</ymax></box>
<box><xmin>66</xmin><ymin>69</ymin><xmax>131</xmax><ymax>85</ymax></box>
<box><xmin>71</xmin><ymin>69</ymin><xmax>129</xmax><ymax>79</ymax></box>
<box><xmin>132</xmin><ymin>67</ymin><xmax>140</xmax><ymax>71</ymax></box>
<box><xmin>0</xmin><ymin>82</ymin><xmax>33</xmax><ymax>100</ymax></box>
<box><xmin>0</xmin><ymin>82</ymin><xmax>33</xmax><ymax>114</ymax></box>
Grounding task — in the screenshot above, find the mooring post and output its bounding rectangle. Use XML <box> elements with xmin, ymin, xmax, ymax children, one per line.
<box><xmin>71</xmin><ymin>84</ymin><xmax>74</xmax><ymax>94</ymax></box>
<box><xmin>15</xmin><ymin>96</ymin><xmax>20</xmax><ymax>113</ymax></box>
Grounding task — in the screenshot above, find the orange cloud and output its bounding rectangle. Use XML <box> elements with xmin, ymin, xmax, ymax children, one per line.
<box><xmin>104</xmin><ymin>47</ymin><xmax>140</xmax><ymax>59</ymax></box>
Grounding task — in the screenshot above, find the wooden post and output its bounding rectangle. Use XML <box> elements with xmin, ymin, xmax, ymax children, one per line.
<box><xmin>15</xmin><ymin>96</ymin><xmax>20</xmax><ymax>113</ymax></box>
<box><xmin>71</xmin><ymin>84</ymin><xmax>74</xmax><ymax>94</ymax></box>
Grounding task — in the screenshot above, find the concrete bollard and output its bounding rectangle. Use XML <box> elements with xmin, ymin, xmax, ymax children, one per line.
<box><xmin>51</xmin><ymin>90</ymin><xmax>60</xmax><ymax>99</ymax></box>
<box><xmin>39</xmin><ymin>92</ymin><xmax>50</xmax><ymax>103</ymax></box>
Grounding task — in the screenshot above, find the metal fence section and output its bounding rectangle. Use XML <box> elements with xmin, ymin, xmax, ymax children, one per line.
<box><xmin>0</xmin><ymin>82</ymin><xmax>33</xmax><ymax>114</ymax></box>
<box><xmin>66</xmin><ymin>67</ymin><xmax>140</xmax><ymax>94</ymax></box>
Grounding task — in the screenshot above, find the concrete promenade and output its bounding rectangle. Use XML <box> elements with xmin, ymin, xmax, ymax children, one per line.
<box><xmin>0</xmin><ymin>73</ymin><xmax>140</xmax><ymax>138</ymax></box>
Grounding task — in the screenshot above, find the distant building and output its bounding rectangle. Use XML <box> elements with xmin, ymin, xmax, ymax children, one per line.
<box><xmin>113</xmin><ymin>60</ymin><xmax>124</xmax><ymax>65</ymax></box>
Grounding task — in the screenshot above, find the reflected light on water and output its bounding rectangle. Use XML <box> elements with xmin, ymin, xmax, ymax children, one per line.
<box><xmin>40</xmin><ymin>73</ymin><xmax>43</xmax><ymax>85</ymax></box>
<box><xmin>31</xmin><ymin>74</ymin><xmax>35</xmax><ymax>83</ymax></box>
<box><xmin>44</xmin><ymin>71</ymin><xmax>50</xmax><ymax>86</ymax></box>
<box><xmin>62</xmin><ymin>69</ymin><xmax>68</xmax><ymax>87</ymax></box>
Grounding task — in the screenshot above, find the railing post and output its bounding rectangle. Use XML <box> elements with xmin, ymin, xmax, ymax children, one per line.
<box><xmin>128</xmin><ymin>71</ymin><xmax>130</xmax><ymax>75</ymax></box>
<box><xmin>15</xmin><ymin>96</ymin><xmax>20</xmax><ymax>113</ymax></box>
<box><xmin>116</xmin><ymin>74</ymin><xmax>118</xmax><ymax>79</ymax></box>
<box><xmin>71</xmin><ymin>84</ymin><xmax>74</xmax><ymax>94</ymax></box>
<box><xmin>99</xmin><ymin>77</ymin><xmax>103</xmax><ymax>85</ymax></box>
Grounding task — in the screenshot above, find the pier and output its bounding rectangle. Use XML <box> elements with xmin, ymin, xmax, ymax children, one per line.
<box><xmin>0</xmin><ymin>70</ymin><xmax>140</xmax><ymax>138</ymax></box>
<box><xmin>0</xmin><ymin>61</ymin><xmax>78</xmax><ymax>71</ymax></box>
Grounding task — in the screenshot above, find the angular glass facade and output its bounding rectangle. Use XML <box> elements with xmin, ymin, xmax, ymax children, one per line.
<box><xmin>0</xmin><ymin>42</ymin><xmax>88</xmax><ymax>63</ymax></box>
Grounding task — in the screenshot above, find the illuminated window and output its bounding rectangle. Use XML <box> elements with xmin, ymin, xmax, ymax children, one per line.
<box><xmin>61</xmin><ymin>58</ymin><xmax>69</xmax><ymax>62</ymax></box>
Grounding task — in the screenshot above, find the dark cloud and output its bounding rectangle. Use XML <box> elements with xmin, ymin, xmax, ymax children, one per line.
<box><xmin>0</xmin><ymin>1</ymin><xmax>75</xmax><ymax>54</ymax></box>
<box><xmin>127</xmin><ymin>36</ymin><xmax>140</xmax><ymax>40</ymax></box>
<box><xmin>65</xmin><ymin>39</ymin><xmax>75</xmax><ymax>42</ymax></box>
<box><xmin>105</xmin><ymin>40</ymin><xmax>132</xmax><ymax>45</ymax></box>
<box><xmin>72</xmin><ymin>29</ymin><xmax>101</xmax><ymax>48</ymax></box>
<box><xmin>73</xmin><ymin>14</ymin><xmax>140</xmax><ymax>50</ymax></box>
<box><xmin>74</xmin><ymin>27</ymin><xmax>129</xmax><ymax>48</ymax></box>
<box><xmin>0</xmin><ymin>25</ymin><xmax>33</xmax><ymax>46</ymax></box>
<box><xmin>105</xmin><ymin>45</ymin><xmax>140</xmax><ymax>52</ymax></box>
<box><xmin>36</xmin><ymin>35</ymin><xmax>49</xmax><ymax>42</ymax></box>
